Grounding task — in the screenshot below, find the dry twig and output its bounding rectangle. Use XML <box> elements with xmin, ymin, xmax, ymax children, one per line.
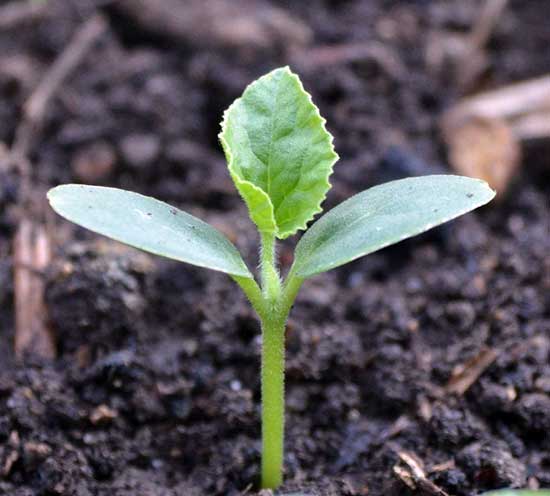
<box><xmin>443</xmin><ymin>75</ymin><xmax>550</xmax><ymax>140</ymax></box>
<box><xmin>393</xmin><ymin>451</ymin><xmax>451</xmax><ymax>496</ymax></box>
<box><xmin>0</xmin><ymin>0</ymin><xmax>48</xmax><ymax>30</ymax></box>
<box><xmin>14</xmin><ymin>219</ymin><xmax>55</xmax><ymax>359</ymax></box>
<box><xmin>427</xmin><ymin>0</ymin><xmax>508</xmax><ymax>91</ymax></box>
<box><xmin>7</xmin><ymin>14</ymin><xmax>107</xmax><ymax>178</ymax></box>
<box><xmin>445</xmin><ymin>347</ymin><xmax>498</xmax><ymax>395</ymax></box>
<box><xmin>458</xmin><ymin>0</ymin><xmax>508</xmax><ymax>89</ymax></box>
<box><xmin>291</xmin><ymin>41</ymin><xmax>405</xmax><ymax>79</ymax></box>
<box><xmin>8</xmin><ymin>14</ymin><xmax>107</xmax><ymax>360</ymax></box>
<box><xmin>114</xmin><ymin>0</ymin><xmax>311</xmax><ymax>51</ymax></box>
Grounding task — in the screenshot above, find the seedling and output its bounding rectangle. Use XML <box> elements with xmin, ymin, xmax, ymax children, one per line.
<box><xmin>48</xmin><ymin>67</ymin><xmax>495</xmax><ymax>489</ymax></box>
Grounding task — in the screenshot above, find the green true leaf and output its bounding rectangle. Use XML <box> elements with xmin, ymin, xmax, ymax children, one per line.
<box><xmin>219</xmin><ymin>66</ymin><xmax>338</xmax><ymax>239</ymax></box>
<box><xmin>48</xmin><ymin>185</ymin><xmax>252</xmax><ymax>278</ymax></box>
<box><xmin>292</xmin><ymin>175</ymin><xmax>495</xmax><ymax>278</ymax></box>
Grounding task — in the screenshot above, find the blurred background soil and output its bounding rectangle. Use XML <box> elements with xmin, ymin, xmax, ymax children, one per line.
<box><xmin>0</xmin><ymin>1</ymin><xmax>549</xmax><ymax>495</ymax></box>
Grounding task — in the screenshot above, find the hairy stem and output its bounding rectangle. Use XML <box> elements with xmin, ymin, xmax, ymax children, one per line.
<box><xmin>237</xmin><ymin>234</ymin><xmax>303</xmax><ymax>489</ymax></box>
<box><xmin>259</xmin><ymin>232</ymin><xmax>285</xmax><ymax>489</ymax></box>
<box><xmin>232</xmin><ymin>275</ymin><xmax>265</xmax><ymax>316</ymax></box>
<box><xmin>260</xmin><ymin>309</ymin><xmax>286</xmax><ymax>489</ymax></box>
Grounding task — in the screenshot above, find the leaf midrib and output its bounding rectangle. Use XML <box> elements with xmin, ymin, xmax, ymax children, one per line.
<box><xmin>265</xmin><ymin>72</ymin><xmax>283</xmax><ymax>202</ymax></box>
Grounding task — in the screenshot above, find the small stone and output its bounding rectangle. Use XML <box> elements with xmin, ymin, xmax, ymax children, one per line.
<box><xmin>119</xmin><ymin>134</ymin><xmax>160</xmax><ymax>168</ymax></box>
<box><xmin>90</xmin><ymin>404</ymin><xmax>118</xmax><ymax>425</ymax></box>
<box><xmin>24</xmin><ymin>442</ymin><xmax>51</xmax><ymax>459</ymax></box>
<box><xmin>2</xmin><ymin>450</ymin><xmax>18</xmax><ymax>476</ymax></box>
<box><xmin>23</xmin><ymin>442</ymin><xmax>52</xmax><ymax>467</ymax></box>
<box><xmin>83</xmin><ymin>433</ymin><xmax>97</xmax><ymax>445</ymax></box>
<box><xmin>72</xmin><ymin>141</ymin><xmax>116</xmax><ymax>183</ymax></box>
<box><xmin>9</xmin><ymin>431</ymin><xmax>20</xmax><ymax>447</ymax></box>
<box><xmin>445</xmin><ymin>301</ymin><xmax>476</xmax><ymax>331</ymax></box>
<box><xmin>165</xmin><ymin>139</ymin><xmax>210</xmax><ymax>164</ymax></box>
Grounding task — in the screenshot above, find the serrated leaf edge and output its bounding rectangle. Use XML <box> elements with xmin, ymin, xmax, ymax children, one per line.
<box><xmin>219</xmin><ymin>66</ymin><xmax>339</xmax><ymax>239</ymax></box>
<box><xmin>273</xmin><ymin>67</ymin><xmax>339</xmax><ymax>239</ymax></box>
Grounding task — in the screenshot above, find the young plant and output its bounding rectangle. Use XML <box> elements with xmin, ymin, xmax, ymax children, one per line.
<box><xmin>48</xmin><ymin>67</ymin><xmax>495</xmax><ymax>489</ymax></box>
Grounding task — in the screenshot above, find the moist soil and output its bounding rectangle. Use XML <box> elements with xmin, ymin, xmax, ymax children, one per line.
<box><xmin>1</xmin><ymin>1</ymin><xmax>549</xmax><ymax>495</ymax></box>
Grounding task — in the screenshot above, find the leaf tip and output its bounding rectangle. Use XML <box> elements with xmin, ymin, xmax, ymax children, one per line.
<box><xmin>47</xmin><ymin>184</ymin><xmax>67</xmax><ymax>208</ymax></box>
<box><xmin>471</xmin><ymin>177</ymin><xmax>497</xmax><ymax>204</ymax></box>
<box><xmin>47</xmin><ymin>184</ymin><xmax>84</xmax><ymax>208</ymax></box>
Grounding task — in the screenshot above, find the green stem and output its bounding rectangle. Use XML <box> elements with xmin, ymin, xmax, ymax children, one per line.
<box><xmin>232</xmin><ymin>275</ymin><xmax>265</xmax><ymax>316</ymax></box>
<box><xmin>236</xmin><ymin>234</ymin><xmax>304</xmax><ymax>489</ymax></box>
<box><xmin>260</xmin><ymin>310</ymin><xmax>286</xmax><ymax>489</ymax></box>
<box><xmin>258</xmin><ymin>231</ymin><xmax>284</xmax><ymax>488</ymax></box>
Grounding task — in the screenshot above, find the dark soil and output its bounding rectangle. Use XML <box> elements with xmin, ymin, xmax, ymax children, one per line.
<box><xmin>1</xmin><ymin>1</ymin><xmax>549</xmax><ymax>495</ymax></box>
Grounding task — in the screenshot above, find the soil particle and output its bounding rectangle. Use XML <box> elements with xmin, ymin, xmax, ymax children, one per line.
<box><xmin>457</xmin><ymin>441</ymin><xmax>527</xmax><ymax>490</ymax></box>
<box><xmin>433</xmin><ymin>467</ymin><xmax>468</xmax><ymax>494</ymax></box>
<box><xmin>428</xmin><ymin>403</ymin><xmax>487</xmax><ymax>449</ymax></box>
<box><xmin>513</xmin><ymin>393</ymin><xmax>550</xmax><ymax>432</ymax></box>
<box><xmin>45</xmin><ymin>241</ymin><xmax>154</xmax><ymax>358</ymax></box>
